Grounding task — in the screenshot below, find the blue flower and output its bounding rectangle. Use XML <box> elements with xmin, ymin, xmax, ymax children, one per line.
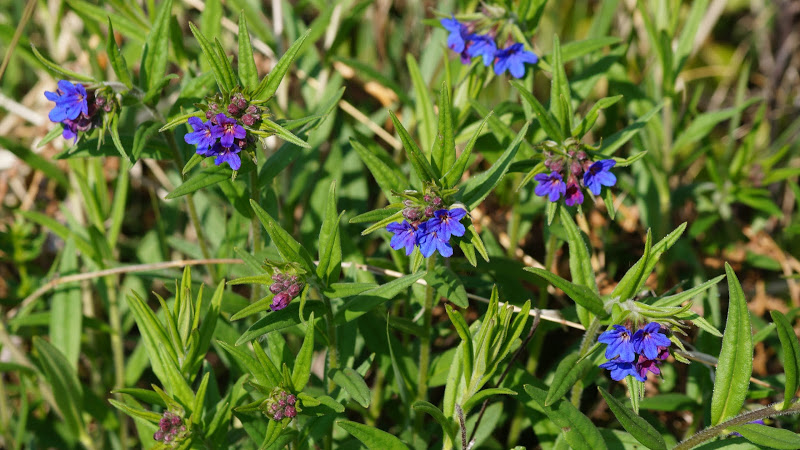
<box><xmin>599</xmin><ymin>360</ymin><xmax>645</xmax><ymax>382</ymax></box>
<box><xmin>216</xmin><ymin>113</ymin><xmax>246</xmax><ymax>148</ymax></box>
<box><xmin>418</xmin><ymin>223</ymin><xmax>454</xmax><ymax>258</ymax></box>
<box><xmin>210</xmin><ymin>141</ymin><xmax>242</xmax><ymax>170</ymax></box>
<box><xmin>582</xmin><ymin>159</ymin><xmax>617</xmax><ymax>195</ymax></box>
<box><xmin>493</xmin><ymin>43</ymin><xmax>538</xmax><ymax>78</ymax></box>
<box><xmin>533</xmin><ymin>172</ymin><xmax>566</xmax><ymax>202</ymax></box>
<box><xmin>425</xmin><ymin>208</ymin><xmax>467</xmax><ymax>240</ymax></box>
<box><xmin>45</xmin><ymin>80</ymin><xmax>89</xmax><ymax>122</ymax></box>
<box><xmin>467</xmin><ymin>34</ymin><xmax>497</xmax><ymax>66</ymax></box>
<box><xmin>185</xmin><ymin>117</ymin><xmax>222</xmax><ymax>155</ymax></box>
<box><xmin>632</xmin><ymin>322</ymin><xmax>671</xmax><ymax>360</ymax></box>
<box><xmin>598</xmin><ymin>325</ymin><xmax>636</xmax><ymax>362</ymax></box>
<box><xmin>440</xmin><ymin>16</ymin><xmax>474</xmax><ymax>54</ymax></box>
<box><xmin>386</xmin><ymin>220</ymin><xmax>419</xmax><ymax>256</ymax></box>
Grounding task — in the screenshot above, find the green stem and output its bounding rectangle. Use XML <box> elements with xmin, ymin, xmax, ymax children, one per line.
<box><xmin>105</xmin><ymin>277</ymin><xmax>128</xmax><ymax>448</ymax></box>
<box><xmin>675</xmin><ymin>399</ymin><xmax>800</xmax><ymax>450</ymax></box>
<box><xmin>570</xmin><ymin>317</ymin><xmax>601</xmax><ymax>407</ymax></box>
<box><xmin>416</xmin><ymin>255</ymin><xmax>437</xmax><ymax>403</ymax></box>
<box><xmin>250</xmin><ymin>170</ymin><xmax>262</xmax><ymax>302</ymax></box>
<box><xmin>321</xmin><ymin>294</ymin><xmax>338</xmax><ymax>450</ymax></box>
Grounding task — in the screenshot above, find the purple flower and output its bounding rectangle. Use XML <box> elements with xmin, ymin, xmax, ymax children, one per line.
<box><xmin>60</xmin><ymin>114</ymin><xmax>93</xmax><ymax>143</ymax></box>
<box><xmin>582</xmin><ymin>159</ymin><xmax>617</xmax><ymax>195</ymax></box>
<box><xmin>215</xmin><ymin>113</ymin><xmax>246</xmax><ymax>148</ymax></box>
<box><xmin>184</xmin><ymin>117</ymin><xmax>222</xmax><ymax>155</ymax></box>
<box><xmin>210</xmin><ymin>141</ymin><xmax>242</xmax><ymax>170</ymax></box>
<box><xmin>387</xmin><ymin>220</ymin><xmax>419</xmax><ymax>256</ymax></box>
<box><xmin>598</xmin><ymin>325</ymin><xmax>636</xmax><ymax>362</ymax></box>
<box><xmin>418</xmin><ymin>223</ymin><xmax>454</xmax><ymax>258</ymax></box>
<box><xmin>632</xmin><ymin>322</ymin><xmax>671</xmax><ymax>360</ymax></box>
<box><xmin>635</xmin><ymin>353</ymin><xmax>664</xmax><ymax>380</ymax></box>
<box><xmin>466</xmin><ymin>34</ymin><xmax>497</xmax><ymax>66</ymax></box>
<box><xmin>45</xmin><ymin>80</ymin><xmax>89</xmax><ymax>122</ymax></box>
<box><xmin>425</xmin><ymin>208</ymin><xmax>467</xmax><ymax>240</ymax></box>
<box><xmin>534</xmin><ymin>172</ymin><xmax>566</xmax><ymax>202</ymax></box>
<box><xmin>493</xmin><ymin>43</ymin><xmax>538</xmax><ymax>78</ymax></box>
<box><xmin>564</xmin><ymin>181</ymin><xmax>584</xmax><ymax>206</ymax></box>
<box><xmin>271</xmin><ymin>292</ymin><xmax>291</xmax><ymax>311</ymax></box>
<box><xmin>599</xmin><ymin>359</ymin><xmax>645</xmax><ymax>382</ymax></box>
<box><xmin>440</xmin><ymin>16</ymin><xmax>474</xmax><ymax>54</ymax></box>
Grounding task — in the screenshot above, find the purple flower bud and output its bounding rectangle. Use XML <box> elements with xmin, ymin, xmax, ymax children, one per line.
<box><xmin>424</xmin><ymin>206</ymin><xmax>435</xmax><ymax>217</ymax></box>
<box><xmin>269</xmin><ymin>283</ymin><xmax>284</xmax><ymax>294</ymax></box>
<box><xmin>290</xmin><ymin>275</ymin><xmax>298</xmax><ymax>282</ymax></box>
<box><xmin>273</xmin><ymin>411</ymin><xmax>284</xmax><ymax>421</ymax></box>
<box><xmin>285</xmin><ymin>405</ymin><xmax>296</xmax><ymax>418</ymax></box>
<box><xmin>423</xmin><ymin>194</ymin><xmax>431</xmax><ymax>202</ymax></box>
<box><xmin>278</xmin><ymin>399</ymin><xmax>286</xmax><ymax>407</ymax></box>
<box><xmin>271</xmin><ymin>292</ymin><xmax>291</xmax><ymax>311</ymax></box>
<box><xmin>433</xmin><ymin>197</ymin><xmax>442</xmax><ymax>206</ymax></box>
<box><xmin>171</xmin><ymin>415</ymin><xmax>182</xmax><ymax>426</ymax></box>
<box><xmin>164</xmin><ymin>433</ymin><xmax>173</xmax><ymax>442</ymax></box>
<box><xmin>247</xmin><ymin>105</ymin><xmax>259</xmax><ymax>114</ymax></box>
<box><xmin>544</xmin><ymin>159</ymin><xmax>551</xmax><ymax>169</ymax></box>
<box><xmin>103</xmin><ymin>103</ymin><xmax>112</xmax><ymax>112</ymax></box>
<box><xmin>272</xmin><ymin>273</ymin><xmax>285</xmax><ymax>282</ymax></box>
<box><xmin>154</xmin><ymin>430</ymin><xmax>164</xmax><ymax>441</ymax></box>
<box><xmin>576</xmin><ymin>150</ymin><xmax>587</xmax><ymax>160</ymax></box>
<box><xmin>403</xmin><ymin>208</ymin><xmax>421</xmax><ymax>221</ymax></box>
<box><xmin>242</xmin><ymin>114</ymin><xmax>256</xmax><ymax>126</ymax></box>
<box><xmin>287</xmin><ymin>394</ymin><xmax>296</xmax><ymax>405</ymax></box>
<box><xmin>549</xmin><ymin>159</ymin><xmax>564</xmax><ymax>173</ymax></box>
<box><xmin>567</xmin><ymin>149</ymin><xmax>575</xmax><ymax>157</ymax></box>
<box><xmin>95</xmin><ymin>96</ymin><xmax>105</xmax><ymax>107</ymax></box>
<box><xmin>570</xmin><ymin>161</ymin><xmax>583</xmax><ymax>176</ymax></box>
<box><xmin>227</xmin><ymin>104</ymin><xmax>240</xmax><ymax>116</ymax></box>
<box><xmin>206</xmin><ymin>110</ymin><xmax>215</xmax><ymax>119</ymax></box>
<box><xmin>288</xmin><ymin>283</ymin><xmax>303</xmax><ymax>297</ymax></box>
<box><xmin>237</xmin><ymin>98</ymin><xmax>247</xmax><ymax>109</ymax></box>
<box><xmin>403</xmin><ymin>199</ymin><xmax>414</xmax><ymax>207</ymax></box>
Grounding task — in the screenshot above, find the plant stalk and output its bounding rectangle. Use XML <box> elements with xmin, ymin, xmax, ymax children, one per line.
<box><xmin>416</xmin><ymin>254</ymin><xmax>437</xmax><ymax>404</ymax></box>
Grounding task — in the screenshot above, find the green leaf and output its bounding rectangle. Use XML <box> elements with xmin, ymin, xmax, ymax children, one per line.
<box><xmin>598</xmin><ymin>387</ymin><xmax>666</xmax><ymax>450</ymax></box>
<box><xmin>0</xmin><ymin>137</ymin><xmax>68</xmax><ymax>189</ymax></box>
<box><xmin>291</xmin><ymin>312</ymin><xmax>315</xmax><ymax>391</ymax></box>
<box><xmin>337</xmin><ymin>271</ymin><xmax>427</xmax><ymax>323</ymax></box>
<box><xmin>258</xmin><ymin>118</ymin><xmax>311</xmax><ymax>148</ymax></box>
<box><xmin>573</xmin><ymin>95</ymin><xmax>623</xmax><ymax>138</ymax></box>
<box><xmin>250</xmin><ymin>200</ymin><xmax>316</xmax><ymax>275</ymax></box>
<box><xmin>388</xmin><ymin>110</ymin><xmax>438</xmax><ymax>183</ymax></box>
<box><xmin>428</xmin><ymin>267</ymin><xmax>468</xmax><ymax>308</ymax></box>
<box><xmin>159</xmin><ymin>111</ymin><xmax>205</xmax><ymax>132</ymax></box>
<box><xmin>108</xmin><ymin>398</ymin><xmax>161</xmax><ymax>423</ymax></box>
<box><xmin>188</xmin><ymin>22</ymin><xmax>232</xmax><ymax>92</ymax></box>
<box><xmin>651</xmin><ymin>274</ymin><xmax>726</xmax><ymax>308</ymax></box>
<box><xmin>445</xmin><ymin>304</ymin><xmax>473</xmax><ymax>386</ymax></box>
<box><xmin>559</xmin><ymin>37</ymin><xmax>622</xmax><ymax>62</ymax></box>
<box><xmin>459</xmin><ymin>122</ymin><xmax>528</xmax><ymax>210</ymax></box>
<box><xmin>106</xmin><ymin>19</ymin><xmax>132</xmax><ymax>88</ymax></box>
<box><xmin>510</xmin><ymin>80</ymin><xmax>563</xmax><ymax>142</ymax></box>
<box><xmin>672</xmin><ymin>99</ymin><xmax>760</xmax><ymax>155</ymax></box>
<box><xmin>559</xmin><ymin>207</ymin><xmax>598</xmax><ymax>293</ymax></box>
<box><xmin>253</xmin><ymin>30</ymin><xmax>311</xmax><ymax>101</ymax></box>
<box><xmin>462</xmin><ymin>387</ymin><xmax>517</xmax><ymax>413</ymax></box>
<box><xmin>525</xmin><ymin>385</ymin><xmax>607</xmax><ymax>450</ymax></box>
<box><xmin>406</xmin><ymin>54</ymin><xmax>435</xmax><ymax>154</ymax></box>
<box><xmin>441</xmin><ymin>111</ymin><xmax>490</xmax><ymax>188</ymax></box>
<box><xmin>336</xmin><ymin>420</ymin><xmax>409</xmax><ymax>450</ymax></box>
<box><xmin>317</xmin><ymin>181</ymin><xmax>343</xmax><ymax>287</ymax></box>
<box><xmin>710</xmin><ymin>263</ymin><xmax>753</xmax><ymax>425</ymax></box>
<box><xmin>360</xmin><ymin>209</ymin><xmax>405</xmax><ymax>236</ymax></box>
<box><xmin>331</xmin><ymin>368</ymin><xmax>371</xmax><ymax>408</ymax></box>
<box><xmin>49</xmin><ymin>239</ymin><xmax>81</xmax><ymax>370</ymax></box>
<box><xmin>323</xmin><ymin>282</ymin><xmax>379</xmax><ymax>298</ymax></box>
<box><xmin>140</xmin><ymin>0</ymin><xmax>172</xmax><ymax>91</ymax></box>
<box><xmin>236</xmin><ymin>302</ymin><xmax>325</xmax><ymax>345</ymax></box>
<box><xmin>65</xmin><ymin>0</ymin><xmax>147</xmax><ymax>43</ymax></box>
<box><xmin>432</xmin><ymin>82</ymin><xmax>455</xmax><ymax>177</ymax></box>
<box><xmin>125</xmin><ymin>291</ymin><xmax>177</xmax><ymax>385</ymax></box>
<box><xmin>165</xmin><ymin>162</ymin><xmax>252</xmax><ymax>199</ymax></box>
<box><xmin>350</xmin><ymin>138</ymin><xmax>406</xmax><ymax>199</ymax></box>
<box><xmin>600</xmin><ymin>103</ymin><xmax>662</xmax><ymax>155</ymax></box>
<box><xmin>157</xmin><ymin>344</ymin><xmax>194</xmax><ymax>408</ymax></box>
<box><xmin>33</xmin><ymin>337</ymin><xmax>85</xmax><ymax>436</ymax></box>
<box><xmin>545</xmin><ymin>351</ymin><xmax>593</xmax><ymax>406</ymax></box>
<box><xmin>216</xmin><ymin>340</ymin><xmax>275</xmax><ymax>389</ymax></box>
<box><xmin>728</xmin><ymin>424</ymin><xmax>800</xmax><ymax>449</ymax></box>
<box><xmin>230</xmin><ymin>295</ymin><xmax>273</xmax><ymax>321</ymax></box>
<box><xmin>524</xmin><ymin>268</ymin><xmax>606</xmax><ymax>317</ymax></box>
<box><xmin>30</xmin><ymin>44</ymin><xmax>94</xmax><ymax>82</ymax></box>
<box><xmin>771</xmin><ymin>310</ymin><xmax>800</xmax><ymax>409</ymax></box>
<box><xmin>549</xmin><ymin>35</ymin><xmax>572</xmax><ymax>137</ymax></box>
<box><xmin>610</xmin><ymin>229</ymin><xmax>652</xmax><ymax>303</ymax></box>
<box><xmin>412</xmin><ymin>401</ymin><xmax>456</xmax><ymax>443</ymax></box>
<box><xmin>237</xmin><ymin>12</ymin><xmax>259</xmax><ymax>90</ymax></box>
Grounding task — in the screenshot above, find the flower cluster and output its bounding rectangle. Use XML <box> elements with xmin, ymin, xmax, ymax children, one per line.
<box><xmin>153</xmin><ymin>411</ymin><xmax>187</xmax><ymax>444</ymax></box>
<box><xmin>386</xmin><ymin>191</ymin><xmax>468</xmax><ymax>258</ymax></box>
<box><xmin>268</xmin><ymin>273</ymin><xmax>304</xmax><ymax>311</ymax></box>
<box><xmin>263</xmin><ymin>388</ymin><xmax>298</xmax><ymax>421</ymax></box>
<box><xmin>440</xmin><ymin>16</ymin><xmax>538</xmax><ymax>78</ymax></box>
<box><xmin>45</xmin><ymin>80</ymin><xmax>115</xmax><ymax>142</ymax></box>
<box><xmin>184</xmin><ymin>93</ymin><xmax>261</xmax><ymax>170</ymax></box>
<box><xmin>598</xmin><ymin>322</ymin><xmax>671</xmax><ymax>381</ymax></box>
<box><xmin>534</xmin><ymin>147</ymin><xmax>617</xmax><ymax>205</ymax></box>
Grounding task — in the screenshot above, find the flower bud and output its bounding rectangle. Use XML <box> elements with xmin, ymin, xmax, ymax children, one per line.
<box><xmin>247</xmin><ymin>105</ymin><xmax>260</xmax><ymax>115</ymax></box>
<box><xmin>154</xmin><ymin>431</ymin><xmax>164</xmax><ymax>441</ymax></box>
<box><xmin>285</xmin><ymin>405</ymin><xmax>296</xmax><ymax>418</ymax></box>
<box><xmin>403</xmin><ymin>208</ymin><xmax>420</xmax><ymax>221</ymax></box>
<box><xmin>269</xmin><ymin>283</ymin><xmax>284</xmax><ymax>294</ymax></box>
<box><xmin>237</xmin><ymin>97</ymin><xmax>247</xmax><ymax>109</ymax></box>
<box><xmin>576</xmin><ymin>150</ymin><xmax>587</xmax><ymax>160</ymax></box>
<box><xmin>272</xmin><ymin>273</ymin><xmax>285</xmax><ymax>282</ymax></box>
<box><xmin>242</xmin><ymin>114</ymin><xmax>256</xmax><ymax>126</ymax></box>
<box><xmin>206</xmin><ymin>110</ymin><xmax>215</xmax><ymax>119</ymax></box>
<box><xmin>287</xmin><ymin>395</ymin><xmax>296</xmax><ymax>405</ymax></box>
<box><xmin>271</xmin><ymin>292</ymin><xmax>291</xmax><ymax>311</ymax></box>
<box><xmin>288</xmin><ymin>283</ymin><xmax>303</xmax><ymax>297</ymax></box>
<box><xmin>549</xmin><ymin>159</ymin><xmax>564</xmax><ymax>173</ymax></box>
<box><xmin>423</xmin><ymin>194</ymin><xmax>431</xmax><ymax>202</ymax></box>
<box><xmin>570</xmin><ymin>161</ymin><xmax>583</xmax><ymax>176</ymax></box>
<box><xmin>227</xmin><ymin>104</ymin><xmax>240</xmax><ymax>116</ymax></box>
<box><xmin>424</xmin><ymin>206</ymin><xmax>435</xmax><ymax>217</ymax></box>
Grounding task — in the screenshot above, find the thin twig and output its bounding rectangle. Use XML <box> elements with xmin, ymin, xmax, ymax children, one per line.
<box><xmin>455</xmin><ymin>403</ymin><xmax>467</xmax><ymax>450</ymax></box>
<box><xmin>0</xmin><ymin>0</ymin><xmax>37</xmax><ymax>83</ymax></box>
<box><xmin>468</xmin><ymin>308</ymin><xmax>542</xmax><ymax>443</ymax></box>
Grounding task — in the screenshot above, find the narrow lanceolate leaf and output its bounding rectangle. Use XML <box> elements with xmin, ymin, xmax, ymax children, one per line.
<box><xmin>598</xmin><ymin>387</ymin><xmax>666</xmax><ymax>450</ymax></box>
<box><xmin>140</xmin><ymin>0</ymin><xmax>172</xmax><ymax>92</ymax></box>
<box><xmin>317</xmin><ymin>181</ymin><xmax>343</xmax><ymax>287</ymax></box>
<box><xmin>613</xmin><ymin>223</ymin><xmax>687</xmax><ymax>302</ymax></box>
<box><xmin>250</xmin><ymin>200</ymin><xmax>316</xmax><ymax>275</ymax></box>
<box><xmin>441</xmin><ymin>111</ymin><xmax>491</xmax><ymax>188</ymax></box>
<box><xmin>525</xmin><ymin>385</ymin><xmax>607</xmax><ymax>450</ymax></box>
<box><xmin>462</xmin><ymin>387</ymin><xmax>517</xmax><ymax>413</ymax></box>
<box><xmin>292</xmin><ymin>313</ymin><xmax>315</xmax><ymax>391</ymax></box>
<box><xmin>611</xmin><ymin>229</ymin><xmax>652</xmax><ymax>303</ymax></box>
<box><xmin>559</xmin><ymin>207</ymin><xmax>597</xmax><ymax>292</ymax></box>
<box><xmin>510</xmin><ymin>80</ymin><xmax>563</xmax><ymax>142</ymax></box>
<box><xmin>237</xmin><ymin>12</ymin><xmax>259</xmax><ymax>90</ymax></box>
<box><xmin>389</xmin><ymin>111</ymin><xmax>438</xmax><ymax>183</ymax></box>
<box><xmin>460</xmin><ymin>122</ymin><xmax>529</xmax><ymax>210</ymax></box>
<box><xmin>337</xmin><ymin>271</ymin><xmax>427</xmax><ymax>323</ymax></box>
<box><xmin>525</xmin><ymin>268</ymin><xmax>606</xmax><ymax>317</ymax></box>
<box><xmin>331</xmin><ymin>368</ymin><xmax>371</xmax><ymax>408</ymax></box>
<box><xmin>573</xmin><ymin>95</ymin><xmax>623</xmax><ymax>138</ymax></box>
<box><xmin>406</xmin><ymin>54</ymin><xmax>435</xmax><ymax>154</ymax></box>
<box><xmin>445</xmin><ymin>305</ymin><xmax>474</xmax><ymax>386</ymax></box>
<box><xmin>106</xmin><ymin>19</ymin><xmax>132</xmax><ymax>88</ymax></box>
<box><xmin>710</xmin><ymin>263</ymin><xmax>753</xmax><ymax>425</ymax></box>
<box><xmin>350</xmin><ymin>137</ymin><xmax>406</xmax><ymax>199</ymax></box>
<box><xmin>336</xmin><ymin>420</ymin><xmax>409</xmax><ymax>450</ymax></box>
<box><xmin>545</xmin><ymin>351</ymin><xmax>593</xmax><ymax>406</ymax></box>
<box><xmin>236</xmin><ymin>302</ymin><xmax>325</xmax><ymax>345</ymax></box>
<box><xmin>771</xmin><ymin>310</ymin><xmax>800</xmax><ymax>409</ymax></box>
<box><xmin>549</xmin><ymin>35</ymin><xmax>572</xmax><ymax>137</ymax></box>
<box><xmin>412</xmin><ymin>401</ymin><xmax>456</xmax><ymax>443</ymax></box>
<box><xmin>49</xmin><ymin>239</ymin><xmax>81</xmax><ymax>370</ymax></box>
<box><xmin>125</xmin><ymin>292</ymin><xmax>177</xmax><ymax>385</ymax></box>
<box><xmin>599</xmin><ymin>103</ymin><xmax>662</xmax><ymax>155</ymax></box>
<box><xmin>30</xmin><ymin>44</ymin><xmax>95</xmax><ymax>82</ymax></box>
<box><xmin>33</xmin><ymin>337</ymin><xmax>85</xmax><ymax>436</ymax></box>
<box><xmin>432</xmin><ymin>81</ymin><xmax>455</xmax><ymax>177</ymax></box>
<box><xmin>189</xmin><ymin>22</ymin><xmax>232</xmax><ymax>92</ymax></box>
<box><xmin>253</xmin><ymin>30</ymin><xmax>311</xmax><ymax>101</ymax></box>
<box><xmin>727</xmin><ymin>424</ymin><xmax>800</xmax><ymax>450</ymax></box>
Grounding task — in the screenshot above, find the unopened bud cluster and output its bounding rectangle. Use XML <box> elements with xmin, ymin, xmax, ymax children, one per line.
<box><xmin>268</xmin><ymin>273</ymin><xmax>304</xmax><ymax>311</ymax></box>
<box><xmin>263</xmin><ymin>388</ymin><xmax>298</xmax><ymax>421</ymax></box>
<box><xmin>153</xmin><ymin>411</ymin><xmax>187</xmax><ymax>444</ymax></box>
<box><xmin>534</xmin><ymin>139</ymin><xmax>617</xmax><ymax>205</ymax></box>
<box><xmin>205</xmin><ymin>92</ymin><xmax>263</xmax><ymax>128</ymax></box>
